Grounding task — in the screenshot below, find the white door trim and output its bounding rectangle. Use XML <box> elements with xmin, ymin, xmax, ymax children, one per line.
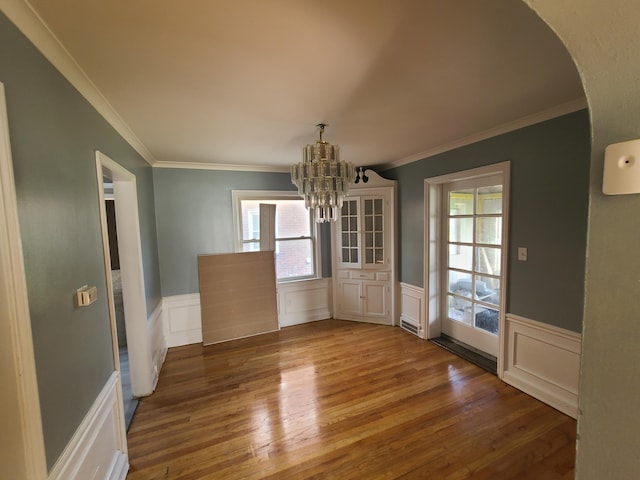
<box><xmin>424</xmin><ymin>161</ymin><xmax>511</xmax><ymax>377</ymax></box>
<box><xmin>0</xmin><ymin>82</ymin><xmax>48</xmax><ymax>478</ymax></box>
<box><xmin>95</xmin><ymin>152</ymin><xmax>154</xmax><ymax>398</ymax></box>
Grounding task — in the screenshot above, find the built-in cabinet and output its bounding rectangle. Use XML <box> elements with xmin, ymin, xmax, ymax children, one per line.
<box><xmin>332</xmin><ymin>170</ymin><xmax>396</xmax><ymax>325</ymax></box>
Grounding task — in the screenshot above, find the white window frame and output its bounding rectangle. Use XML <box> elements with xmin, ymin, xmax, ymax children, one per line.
<box><xmin>231</xmin><ymin>190</ymin><xmax>321</xmax><ymax>282</ymax></box>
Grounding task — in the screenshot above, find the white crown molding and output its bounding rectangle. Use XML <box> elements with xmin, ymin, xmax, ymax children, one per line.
<box><xmin>0</xmin><ymin>0</ymin><xmax>157</xmax><ymax>166</ymax></box>
<box><xmin>153</xmin><ymin>160</ymin><xmax>290</xmax><ymax>173</ymax></box>
<box><xmin>380</xmin><ymin>97</ymin><xmax>589</xmax><ymax>170</ymax></box>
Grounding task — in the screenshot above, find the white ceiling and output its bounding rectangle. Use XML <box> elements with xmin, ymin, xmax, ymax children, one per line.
<box><xmin>25</xmin><ymin>0</ymin><xmax>585</xmax><ymax>170</ymax></box>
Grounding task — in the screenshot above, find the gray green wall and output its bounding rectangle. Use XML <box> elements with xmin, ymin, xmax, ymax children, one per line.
<box><xmin>0</xmin><ymin>12</ymin><xmax>161</xmax><ymax>470</ymax></box>
<box><xmin>527</xmin><ymin>1</ymin><xmax>640</xmax><ymax>477</ymax></box>
<box><xmin>154</xmin><ymin>168</ymin><xmax>294</xmax><ymax>296</ymax></box>
<box><xmin>153</xmin><ymin>168</ymin><xmax>334</xmax><ymax>296</ymax></box>
<box><xmin>384</xmin><ymin>109</ymin><xmax>590</xmax><ymax>333</ymax></box>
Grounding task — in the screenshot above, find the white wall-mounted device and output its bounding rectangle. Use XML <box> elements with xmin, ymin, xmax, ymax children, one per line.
<box><xmin>603</xmin><ymin>139</ymin><xmax>640</xmax><ymax>195</ymax></box>
<box><xmin>76</xmin><ymin>285</ymin><xmax>98</xmax><ymax>307</ymax></box>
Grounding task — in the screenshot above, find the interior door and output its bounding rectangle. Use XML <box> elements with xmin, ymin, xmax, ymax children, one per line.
<box><xmin>441</xmin><ymin>174</ymin><xmax>504</xmax><ymax>357</ymax></box>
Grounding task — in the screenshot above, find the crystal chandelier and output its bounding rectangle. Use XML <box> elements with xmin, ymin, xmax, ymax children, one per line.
<box><xmin>291</xmin><ymin>124</ymin><xmax>355</xmax><ymax>223</ymax></box>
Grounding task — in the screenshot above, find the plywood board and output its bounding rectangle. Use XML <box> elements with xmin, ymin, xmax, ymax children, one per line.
<box><xmin>198</xmin><ymin>251</ymin><xmax>278</xmax><ymax>345</ymax></box>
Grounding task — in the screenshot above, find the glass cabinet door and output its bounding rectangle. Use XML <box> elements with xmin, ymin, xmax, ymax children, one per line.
<box><xmin>363</xmin><ymin>198</ymin><xmax>384</xmax><ymax>266</ymax></box>
<box><xmin>339</xmin><ymin>196</ymin><xmax>386</xmax><ymax>268</ymax></box>
<box><xmin>340</xmin><ymin>199</ymin><xmax>360</xmax><ymax>265</ymax></box>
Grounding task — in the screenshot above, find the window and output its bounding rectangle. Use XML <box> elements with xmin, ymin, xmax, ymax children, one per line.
<box><xmin>232</xmin><ymin>191</ymin><xmax>318</xmax><ymax>281</ymax></box>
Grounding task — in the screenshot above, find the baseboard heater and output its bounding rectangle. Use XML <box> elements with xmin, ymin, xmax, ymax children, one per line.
<box><xmin>400</xmin><ymin>318</ymin><xmax>420</xmax><ymax>336</ymax></box>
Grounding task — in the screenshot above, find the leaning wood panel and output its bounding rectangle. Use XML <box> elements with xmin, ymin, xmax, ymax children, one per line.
<box><xmin>198</xmin><ymin>251</ymin><xmax>278</xmax><ymax>345</ymax></box>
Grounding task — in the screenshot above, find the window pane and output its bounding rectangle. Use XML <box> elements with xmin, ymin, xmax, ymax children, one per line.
<box><xmin>449</xmin><ymin>189</ymin><xmax>474</xmax><ymax>215</ymax></box>
<box><xmin>241</xmin><ymin>242</ymin><xmax>259</xmax><ymax>252</ymax></box>
<box><xmin>476</xmin><ymin>247</ymin><xmax>501</xmax><ymax>275</ymax></box>
<box><xmin>448</xmin><ymin>270</ymin><xmax>473</xmax><ymax>298</ymax></box>
<box><xmin>276</xmin><ymin>238</ymin><xmax>313</xmax><ymax>279</ymax></box>
<box><xmin>448</xmin><ymin>295</ymin><xmax>472</xmax><ymax>325</ymax></box>
<box><xmin>364</xmin><ymin>199</ymin><xmax>373</xmax><ymax>215</ymax></box>
<box><xmin>449</xmin><ymin>245</ymin><xmax>473</xmax><ymax>270</ymax></box>
<box><xmin>240</xmin><ymin>201</ymin><xmax>261</xmax><ymax>241</ymax></box>
<box><xmin>474</xmin><ymin>304</ymin><xmax>499</xmax><ymax>335</ymax></box>
<box><xmin>477</xmin><ymin>185</ymin><xmax>502</xmax><ymax>214</ymax></box>
<box><xmin>365</xmin><ymin>232</ymin><xmax>373</xmax><ymax>247</ymax></box>
<box><xmin>374</xmin><ymin>232</ymin><xmax>383</xmax><ymax>248</ymax></box>
<box><xmin>365</xmin><ymin>249</ymin><xmax>373</xmax><ymax>264</ymax></box>
<box><xmin>241</xmin><ymin>198</ymin><xmax>310</xmax><ymax>239</ymax></box>
<box><xmin>274</xmin><ymin>200</ymin><xmax>310</xmax><ymax>237</ymax></box>
<box><xmin>365</xmin><ymin>215</ymin><xmax>373</xmax><ymax>231</ymax></box>
<box><xmin>449</xmin><ymin>217</ymin><xmax>473</xmax><ymax>244</ymax></box>
<box><xmin>476</xmin><ymin>275</ymin><xmax>500</xmax><ymax>306</ymax></box>
<box><xmin>476</xmin><ymin>217</ymin><xmax>502</xmax><ymax>245</ymax></box>
<box><xmin>349</xmin><ymin>233</ymin><xmax>357</xmax><ymax>247</ymax></box>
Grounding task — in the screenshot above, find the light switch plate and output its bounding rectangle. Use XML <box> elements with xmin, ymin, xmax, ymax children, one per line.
<box><xmin>517</xmin><ymin>247</ymin><xmax>528</xmax><ymax>261</ymax></box>
<box><xmin>76</xmin><ymin>285</ymin><xmax>97</xmax><ymax>307</ymax></box>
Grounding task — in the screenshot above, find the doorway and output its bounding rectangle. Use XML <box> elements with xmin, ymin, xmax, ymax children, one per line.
<box><xmin>424</xmin><ymin>162</ymin><xmax>510</xmax><ymax>376</ymax></box>
<box><xmin>95</xmin><ymin>151</ymin><xmax>154</xmax><ymax>437</ymax></box>
<box><xmin>103</xmin><ymin>184</ymin><xmax>138</xmax><ymax>429</ymax></box>
<box><xmin>441</xmin><ymin>174</ymin><xmax>504</xmax><ymax>358</ymax></box>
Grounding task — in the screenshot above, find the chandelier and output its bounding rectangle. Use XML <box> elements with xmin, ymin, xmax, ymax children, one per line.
<box><xmin>290</xmin><ymin>124</ymin><xmax>355</xmax><ymax>223</ymax></box>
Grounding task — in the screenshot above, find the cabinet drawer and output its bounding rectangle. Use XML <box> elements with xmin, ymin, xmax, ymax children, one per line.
<box><xmin>337</xmin><ymin>271</ymin><xmax>350</xmax><ymax>279</ymax></box>
<box><xmin>376</xmin><ymin>272</ymin><xmax>390</xmax><ymax>281</ymax></box>
<box><xmin>351</xmin><ymin>271</ymin><xmax>375</xmax><ymax>280</ymax></box>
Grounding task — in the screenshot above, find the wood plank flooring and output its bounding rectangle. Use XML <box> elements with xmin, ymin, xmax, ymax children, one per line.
<box><xmin>126</xmin><ymin>320</ymin><xmax>576</xmax><ymax>479</ymax></box>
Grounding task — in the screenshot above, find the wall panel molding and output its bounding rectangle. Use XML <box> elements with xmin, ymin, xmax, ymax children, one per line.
<box><xmin>162</xmin><ymin>279</ymin><xmax>333</xmax><ymax>347</ymax></box>
<box><xmin>162</xmin><ymin>293</ymin><xmax>202</xmax><ymax>347</ymax></box>
<box><xmin>148</xmin><ymin>301</ymin><xmax>167</xmax><ymax>390</ymax></box>
<box><xmin>47</xmin><ymin>372</ymin><xmax>128</xmax><ymax>480</ymax></box>
<box><xmin>277</xmin><ymin>278</ymin><xmax>332</xmax><ymax>327</ymax></box>
<box><xmin>399</xmin><ymin>283</ymin><xmax>424</xmax><ymax>338</ymax></box>
<box><xmin>502</xmin><ymin>313</ymin><xmax>581</xmax><ymax>418</ymax></box>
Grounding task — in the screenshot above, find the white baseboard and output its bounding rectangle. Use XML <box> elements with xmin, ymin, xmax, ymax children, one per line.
<box><xmin>502</xmin><ymin>314</ymin><xmax>581</xmax><ymax>418</ymax></box>
<box><xmin>277</xmin><ymin>278</ymin><xmax>332</xmax><ymax>327</ymax></box>
<box><xmin>162</xmin><ymin>293</ymin><xmax>203</xmax><ymax>347</ymax></box>
<box><xmin>48</xmin><ymin>372</ymin><xmax>128</xmax><ymax>480</ymax></box>
<box><xmin>399</xmin><ymin>283</ymin><xmax>425</xmax><ymax>338</ymax></box>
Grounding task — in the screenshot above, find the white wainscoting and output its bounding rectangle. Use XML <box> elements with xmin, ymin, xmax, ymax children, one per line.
<box><xmin>162</xmin><ymin>278</ymin><xmax>333</xmax><ymax>348</ymax></box>
<box><xmin>277</xmin><ymin>278</ymin><xmax>332</xmax><ymax>327</ymax></box>
<box><xmin>148</xmin><ymin>301</ymin><xmax>167</xmax><ymax>389</ymax></box>
<box><xmin>399</xmin><ymin>283</ymin><xmax>424</xmax><ymax>338</ymax></box>
<box><xmin>162</xmin><ymin>293</ymin><xmax>202</xmax><ymax>347</ymax></box>
<box><xmin>48</xmin><ymin>372</ymin><xmax>128</xmax><ymax>480</ymax></box>
<box><xmin>502</xmin><ymin>314</ymin><xmax>581</xmax><ymax>418</ymax></box>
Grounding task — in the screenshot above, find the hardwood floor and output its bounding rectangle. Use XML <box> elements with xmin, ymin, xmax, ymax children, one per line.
<box><xmin>126</xmin><ymin>320</ymin><xmax>576</xmax><ymax>479</ymax></box>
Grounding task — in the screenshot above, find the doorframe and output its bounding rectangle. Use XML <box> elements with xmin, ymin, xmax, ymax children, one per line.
<box><xmin>0</xmin><ymin>82</ymin><xmax>48</xmax><ymax>478</ymax></box>
<box><xmin>95</xmin><ymin>151</ymin><xmax>153</xmax><ymax>398</ymax></box>
<box><xmin>423</xmin><ymin>161</ymin><xmax>510</xmax><ymax>377</ymax></box>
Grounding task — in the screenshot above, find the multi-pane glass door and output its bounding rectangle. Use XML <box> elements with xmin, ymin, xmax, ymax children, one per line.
<box><xmin>442</xmin><ymin>174</ymin><xmax>504</xmax><ymax>357</ymax></box>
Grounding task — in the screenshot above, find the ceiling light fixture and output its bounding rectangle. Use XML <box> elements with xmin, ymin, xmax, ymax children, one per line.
<box><xmin>291</xmin><ymin>123</ymin><xmax>355</xmax><ymax>223</ymax></box>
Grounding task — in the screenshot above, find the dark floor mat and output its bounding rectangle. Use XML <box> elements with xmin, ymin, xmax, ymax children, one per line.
<box><xmin>430</xmin><ymin>335</ymin><xmax>497</xmax><ymax>375</ymax></box>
